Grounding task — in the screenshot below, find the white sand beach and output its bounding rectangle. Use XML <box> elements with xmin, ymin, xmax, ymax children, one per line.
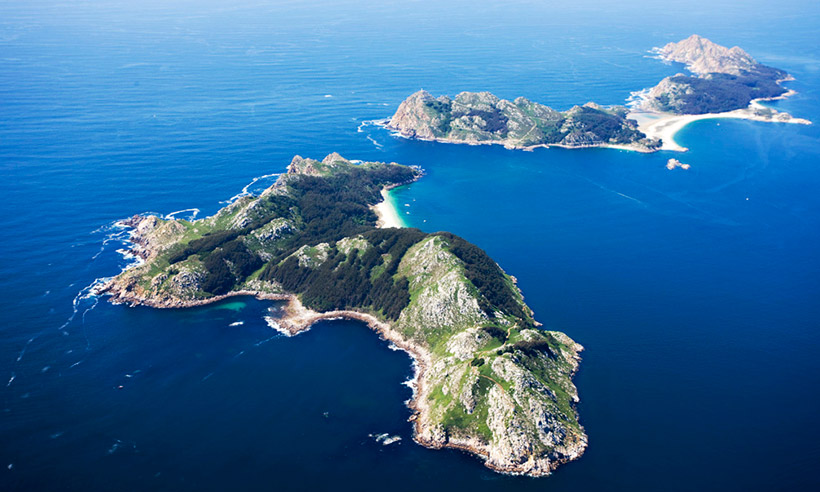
<box><xmin>372</xmin><ymin>188</ymin><xmax>405</xmax><ymax>228</ymax></box>
<box><xmin>630</xmin><ymin>96</ymin><xmax>811</xmax><ymax>152</ymax></box>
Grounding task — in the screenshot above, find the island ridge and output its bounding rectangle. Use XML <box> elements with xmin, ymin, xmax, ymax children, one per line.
<box><xmin>102</xmin><ymin>153</ymin><xmax>587</xmax><ymax>476</ymax></box>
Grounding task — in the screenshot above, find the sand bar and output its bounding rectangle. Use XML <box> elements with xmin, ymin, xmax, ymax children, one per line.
<box><xmin>630</xmin><ymin>95</ymin><xmax>811</xmax><ymax>152</ymax></box>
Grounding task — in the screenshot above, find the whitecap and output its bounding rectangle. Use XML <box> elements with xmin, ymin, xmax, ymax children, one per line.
<box><xmin>164</xmin><ymin>208</ymin><xmax>200</xmax><ymax>220</ymax></box>
<box><xmin>264</xmin><ymin>316</ymin><xmax>292</xmax><ymax>336</ymax></box>
<box><xmin>106</xmin><ymin>439</ymin><xmax>137</xmax><ymax>455</ymax></box>
<box><xmin>229</xmin><ymin>321</ymin><xmax>244</xmax><ymax>327</ymax></box>
<box><xmin>370</xmin><ymin>433</ymin><xmax>401</xmax><ymax>445</ymax></box>
<box><xmin>625</xmin><ymin>88</ymin><xmax>651</xmax><ymax>108</ymax></box>
<box><xmin>367</xmin><ymin>135</ymin><xmax>383</xmax><ymax>149</ymax></box>
<box><xmin>14</xmin><ymin>276</ymin><xmax>107</xmax><ymax>367</ymax></box>
<box><xmin>253</xmin><ymin>334</ymin><xmax>279</xmax><ymax>347</ymax></box>
<box><xmin>115</xmin><ymin>248</ymin><xmax>144</xmax><ymax>268</ymax></box>
<box><xmin>107</xmin><ymin>440</ymin><xmax>121</xmax><ymax>455</ymax></box>
<box><xmin>402</xmin><ymin>358</ymin><xmax>420</xmax><ymax>397</ymax></box>
<box><xmin>221</xmin><ymin>172</ymin><xmax>282</xmax><ymax>204</ymax></box>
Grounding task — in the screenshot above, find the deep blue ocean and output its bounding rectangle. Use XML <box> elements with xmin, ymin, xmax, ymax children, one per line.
<box><xmin>2</xmin><ymin>1</ymin><xmax>820</xmax><ymax>490</ymax></box>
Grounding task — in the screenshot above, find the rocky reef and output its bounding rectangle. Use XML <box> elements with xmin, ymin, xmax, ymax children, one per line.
<box><xmin>103</xmin><ymin>154</ymin><xmax>587</xmax><ymax>476</ymax></box>
<box><xmin>637</xmin><ymin>35</ymin><xmax>794</xmax><ymax>114</ymax></box>
<box><xmin>387</xmin><ymin>90</ymin><xmax>659</xmax><ymax>152</ymax></box>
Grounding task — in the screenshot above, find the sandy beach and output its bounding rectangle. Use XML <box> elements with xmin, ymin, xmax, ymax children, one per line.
<box><xmin>372</xmin><ymin>188</ymin><xmax>405</xmax><ymax>228</ymax></box>
<box><xmin>630</xmin><ymin>95</ymin><xmax>812</xmax><ymax>152</ymax></box>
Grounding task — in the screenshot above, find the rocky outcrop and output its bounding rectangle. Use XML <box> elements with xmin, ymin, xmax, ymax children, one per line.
<box><xmin>656</xmin><ymin>34</ymin><xmax>758</xmax><ymax>76</ymax></box>
<box><xmin>388</xmin><ymin>90</ymin><xmax>659</xmax><ymax>152</ymax></box>
<box><xmin>102</xmin><ymin>154</ymin><xmax>587</xmax><ymax>477</ymax></box>
<box><xmin>388</xmin><ymin>90</ymin><xmax>452</xmax><ymax>140</ymax></box>
<box><xmin>123</xmin><ymin>214</ymin><xmax>188</xmax><ymax>261</ymax></box>
<box><xmin>637</xmin><ymin>74</ymin><xmax>696</xmax><ymax>113</ymax></box>
<box><xmin>635</xmin><ymin>35</ymin><xmax>794</xmax><ymax>115</ymax></box>
<box><xmin>266</xmin><ymin>234</ymin><xmax>587</xmax><ymax>476</ymax></box>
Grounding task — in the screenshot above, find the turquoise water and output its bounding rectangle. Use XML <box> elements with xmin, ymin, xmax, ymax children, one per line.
<box><xmin>2</xmin><ymin>1</ymin><xmax>820</xmax><ymax>490</ymax></box>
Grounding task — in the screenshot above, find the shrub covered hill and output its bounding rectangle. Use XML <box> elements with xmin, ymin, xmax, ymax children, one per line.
<box><xmin>388</xmin><ymin>90</ymin><xmax>660</xmax><ymax>151</ymax></box>
<box><xmin>637</xmin><ymin>34</ymin><xmax>793</xmax><ymax>114</ymax></box>
<box><xmin>104</xmin><ymin>153</ymin><xmax>587</xmax><ymax>476</ymax></box>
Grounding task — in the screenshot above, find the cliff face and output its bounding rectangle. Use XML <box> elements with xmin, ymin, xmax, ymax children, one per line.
<box><xmin>388</xmin><ymin>90</ymin><xmax>658</xmax><ymax>151</ymax></box>
<box><xmin>636</xmin><ymin>35</ymin><xmax>791</xmax><ymax>114</ymax></box>
<box><xmin>104</xmin><ymin>154</ymin><xmax>587</xmax><ymax>476</ymax></box>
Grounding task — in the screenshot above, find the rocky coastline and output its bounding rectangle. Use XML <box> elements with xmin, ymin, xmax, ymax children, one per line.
<box><xmin>381</xmin><ymin>119</ymin><xmax>654</xmax><ymax>153</ymax></box>
<box><xmin>101</xmin><ymin>155</ymin><xmax>588</xmax><ymax>476</ymax></box>
<box><xmin>385</xmin><ymin>90</ymin><xmax>659</xmax><ymax>153</ymax></box>
<box><xmin>104</xmin><ymin>269</ymin><xmax>585</xmax><ymax>476</ymax></box>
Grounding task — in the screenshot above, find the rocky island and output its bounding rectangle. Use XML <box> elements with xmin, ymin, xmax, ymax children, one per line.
<box><xmin>638</xmin><ymin>34</ymin><xmax>792</xmax><ymax>114</ymax></box>
<box><xmin>387</xmin><ymin>90</ymin><xmax>660</xmax><ymax>152</ymax></box>
<box><xmin>103</xmin><ymin>153</ymin><xmax>587</xmax><ymax>476</ymax></box>
<box><xmin>632</xmin><ymin>34</ymin><xmax>811</xmax><ymax>151</ymax></box>
<box><xmin>388</xmin><ymin>35</ymin><xmax>810</xmax><ymax>154</ymax></box>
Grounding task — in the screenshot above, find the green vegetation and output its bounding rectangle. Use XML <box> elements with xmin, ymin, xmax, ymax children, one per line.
<box><xmin>109</xmin><ymin>155</ymin><xmax>586</xmax><ymax>473</ymax></box>
<box><xmin>161</xmin><ymin>158</ymin><xmax>418</xmax><ymax>296</ymax></box>
<box><xmin>201</xmin><ymin>239</ymin><xmax>264</xmax><ymax>295</ymax></box>
<box><xmin>438</xmin><ymin>232</ymin><xmax>529</xmax><ymax>321</ymax></box>
<box><xmin>481</xmin><ymin>324</ymin><xmax>508</xmax><ymax>343</ymax></box>
<box><xmin>262</xmin><ymin>228</ymin><xmax>427</xmax><ymax>319</ymax></box>
<box><xmin>568</xmin><ymin>106</ymin><xmax>645</xmax><ymax>144</ymax></box>
<box><xmin>393</xmin><ymin>90</ymin><xmax>659</xmax><ymax>150</ymax></box>
<box><xmin>656</xmin><ymin>72</ymin><xmax>787</xmax><ymax>114</ymax></box>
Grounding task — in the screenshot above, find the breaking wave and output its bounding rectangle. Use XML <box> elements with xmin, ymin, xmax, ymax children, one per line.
<box><xmin>221</xmin><ymin>172</ymin><xmax>282</xmax><ymax>204</ymax></box>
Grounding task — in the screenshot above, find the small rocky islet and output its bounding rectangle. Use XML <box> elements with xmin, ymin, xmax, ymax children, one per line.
<box><xmin>103</xmin><ymin>153</ymin><xmax>587</xmax><ymax>476</ymax></box>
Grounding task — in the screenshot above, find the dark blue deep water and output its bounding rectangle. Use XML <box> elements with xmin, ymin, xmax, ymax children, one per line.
<box><xmin>2</xmin><ymin>1</ymin><xmax>820</xmax><ymax>490</ymax></box>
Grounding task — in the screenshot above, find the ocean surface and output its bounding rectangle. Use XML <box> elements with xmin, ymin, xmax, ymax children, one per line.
<box><xmin>2</xmin><ymin>1</ymin><xmax>820</xmax><ymax>490</ymax></box>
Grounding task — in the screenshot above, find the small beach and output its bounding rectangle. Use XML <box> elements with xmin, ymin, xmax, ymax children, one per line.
<box><xmin>373</xmin><ymin>188</ymin><xmax>405</xmax><ymax>228</ymax></box>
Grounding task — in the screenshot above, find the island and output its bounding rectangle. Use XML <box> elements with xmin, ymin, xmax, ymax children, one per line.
<box><xmin>638</xmin><ymin>34</ymin><xmax>793</xmax><ymax>114</ymax></box>
<box><xmin>102</xmin><ymin>153</ymin><xmax>588</xmax><ymax>476</ymax></box>
<box><xmin>387</xmin><ymin>90</ymin><xmax>660</xmax><ymax>152</ymax></box>
<box><xmin>387</xmin><ymin>35</ymin><xmax>810</xmax><ymax>154</ymax></box>
<box><xmin>632</xmin><ymin>34</ymin><xmax>811</xmax><ymax>151</ymax></box>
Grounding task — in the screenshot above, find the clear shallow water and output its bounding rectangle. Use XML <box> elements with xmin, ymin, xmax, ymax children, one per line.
<box><xmin>2</xmin><ymin>1</ymin><xmax>820</xmax><ymax>490</ymax></box>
